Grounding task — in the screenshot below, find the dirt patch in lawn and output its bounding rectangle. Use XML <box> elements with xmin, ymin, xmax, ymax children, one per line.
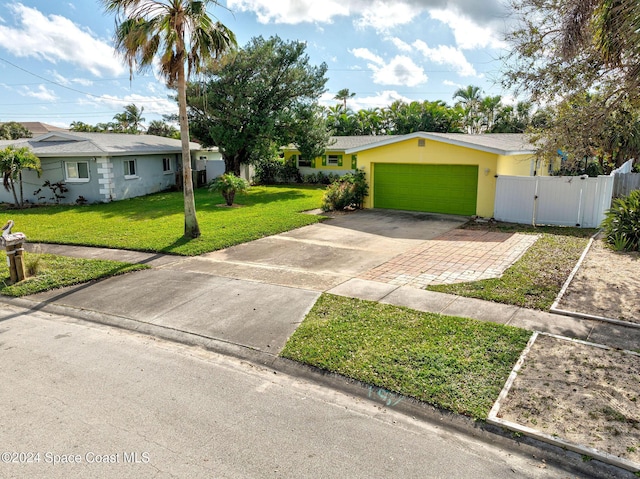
<box><xmin>557</xmin><ymin>237</ymin><xmax>640</xmax><ymax>324</ymax></box>
<box><xmin>497</xmin><ymin>334</ymin><xmax>640</xmax><ymax>465</ymax></box>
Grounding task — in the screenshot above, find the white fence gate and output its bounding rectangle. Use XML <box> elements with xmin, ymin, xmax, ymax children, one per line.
<box><xmin>494</xmin><ymin>175</ymin><xmax>614</xmax><ymax>228</ymax></box>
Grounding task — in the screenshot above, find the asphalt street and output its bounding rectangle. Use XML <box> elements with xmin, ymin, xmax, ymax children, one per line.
<box><xmin>0</xmin><ymin>304</ymin><xmax>589</xmax><ymax>479</ymax></box>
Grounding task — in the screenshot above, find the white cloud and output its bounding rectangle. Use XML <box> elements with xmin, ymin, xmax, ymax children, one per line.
<box><xmin>351</xmin><ymin>90</ymin><xmax>412</xmax><ymax>110</ymax></box>
<box><xmin>89</xmin><ymin>94</ymin><xmax>177</xmax><ymax>117</ymax></box>
<box><xmin>49</xmin><ymin>70</ymin><xmax>94</xmax><ymax>87</ymax></box>
<box><xmin>412</xmin><ymin>40</ymin><xmax>477</xmax><ymax>77</ymax></box>
<box><xmin>350</xmin><ymin>48</ymin><xmax>427</xmax><ymax>87</ymax></box>
<box><xmin>319</xmin><ymin>89</ymin><xmax>411</xmax><ymax>109</ymax></box>
<box><xmin>19</xmin><ymin>84</ymin><xmax>57</xmax><ymax>101</ymax></box>
<box><xmin>429</xmin><ymin>8</ymin><xmax>506</xmax><ymax>50</ymax></box>
<box><xmin>354</xmin><ymin>1</ymin><xmax>414</xmax><ymax>32</ymax></box>
<box><xmin>0</xmin><ymin>4</ymin><xmax>124</xmax><ymax>77</ymax></box>
<box><xmin>227</xmin><ymin>0</ymin><xmax>349</xmax><ymax>24</ymax></box>
<box><xmin>443</xmin><ymin>79</ymin><xmax>464</xmax><ymax>89</ymax></box>
<box><xmin>350</xmin><ymin>48</ymin><xmax>384</xmax><ymax>66</ymax></box>
<box><xmin>225</xmin><ymin>0</ymin><xmax>507</xmax><ymax>38</ymax></box>
<box><xmin>389</xmin><ymin>37</ymin><xmax>413</xmax><ymax>53</ymax></box>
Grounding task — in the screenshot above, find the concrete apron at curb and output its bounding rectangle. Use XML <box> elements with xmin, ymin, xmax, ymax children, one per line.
<box><xmin>0</xmin><ymin>297</ymin><xmax>630</xmax><ymax>479</ymax></box>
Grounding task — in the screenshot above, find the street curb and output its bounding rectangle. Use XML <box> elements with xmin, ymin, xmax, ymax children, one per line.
<box><xmin>488</xmin><ymin>331</ymin><xmax>640</xmax><ymax>474</ymax></box>
<box><xmin>1</xmin><ymin>296</ymin><xmax>634</xmax><ymax>478</ymax></box>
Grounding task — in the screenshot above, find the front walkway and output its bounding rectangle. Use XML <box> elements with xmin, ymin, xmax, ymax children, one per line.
<box><xmin>359</xmin><ymin>229</ymin><xmax>539</xmax><ymax>288</ymax></box>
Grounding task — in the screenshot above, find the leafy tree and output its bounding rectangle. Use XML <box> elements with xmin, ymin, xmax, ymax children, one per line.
<box><xmin>503</xmin><ymin>0</ymin><xmax>640</xmax><ymax>171</ymax></box>
<box><xmin>0</xmin><ymin>145</ymin><xmax>41</xmax><ymax>208</ymax></box>
<box><xmin>188</xmin><ymin>36</ymin><xmax>329</xmax><ymax>175</ymax></box>
<box><xmin>101</xmin><ymin>0</ymin><xmax>236</xmax><ymax>239</ymax></box>
<box><xmin>0</xmin><ymin>122</ymin><xmax>32</xmax><ymax>140</ymax></box>
<box><xmin>147</xmin><ymin>120</ymin><xmax>179</xmax><ymax>138</ymax></box>
<box><xmin>291</xmin><ymin>103</ymin><xmax>331</xmax><ymax>166</ymax></box>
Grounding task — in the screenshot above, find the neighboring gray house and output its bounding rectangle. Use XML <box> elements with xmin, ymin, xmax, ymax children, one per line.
<box><xmin>0</xmin><ymin>131</ymin><xmax>200</xmax><ymax>205</ymax></box>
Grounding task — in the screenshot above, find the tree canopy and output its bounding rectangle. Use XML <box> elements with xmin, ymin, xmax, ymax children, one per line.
<box><xmin>187</xmin><ymin>36</ymin><xmax>329</xmax><ymax>175</ymax></box>
<box><xmin>0</xmin><ymin>122</ymin><xmax>32</xmax><ymax>140</ymax></box>
<box><xmin>502</xmin><ymin>0</ymin><xmax>640</xmax><ymax>171</ymax></box>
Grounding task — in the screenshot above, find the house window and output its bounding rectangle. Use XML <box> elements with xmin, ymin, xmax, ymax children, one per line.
<box><xmin>327</xmin><ymin>155</ymin><xmax>340</xmax><ymax>166</ymax></box>
<box><xmin>163</xmin><ymin>157</ymin><xmax>172</xmax><ymax>173</ymax></box>
<box><xmin>297</xmin><ymin>155</ymin><xmax>312</xmax><ymax>168</ymax></box>
<box><xmin>65</xmin><ymin>161</ymin><xmax>90</xmax><ymax>182</ymax></box>
<box><xmin>124</xmin><ymin>159</ymin><xmax>137</xmax><ymax>178</ymax></box>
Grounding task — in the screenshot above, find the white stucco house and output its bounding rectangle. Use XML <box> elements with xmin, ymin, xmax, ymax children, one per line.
<box><xmin>0</xmin><ymin>131</ymin><xmax>203</xmax><ymax>205</ymax></box>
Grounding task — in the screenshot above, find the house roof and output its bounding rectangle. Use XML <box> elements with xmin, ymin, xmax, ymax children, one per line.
<box><xmin>0</xmin><ymin>131</ymin><xmax>200</xmax><ymax>158</ymax></box>
<box><xmin>0</xmin><ymin>121</ymin><xmax>68</xmax><ymax>137</ymax></box>
<box><xmin>319</xmin><ymin>132</ymin><xmax>536</xmax><ymax>156</ymax></box>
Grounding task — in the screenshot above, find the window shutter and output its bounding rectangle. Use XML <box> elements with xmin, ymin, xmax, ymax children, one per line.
<box><xmin>310</xmin><ymin>158</ymin><xmax>315</xmax><ymax>168</ymax></box>
<box><xmin>351</xmin><ymin>155</ymin><xmax>357</xmax><ymax>169</ymax></box>
<box><xmin>322</xmin><ymin>155</ymin><xmax>327</xmax><ymax>166</ymax></box>
<box><xmin>337</xmin><ymin>155</ymin><xmax>343</xmax><ymax>167</ymax></box>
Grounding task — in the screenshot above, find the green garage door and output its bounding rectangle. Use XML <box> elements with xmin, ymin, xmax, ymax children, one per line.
<box><xmin>374</xmin><ymin>164</ymin><xmax>478</xmax><ymax>215</ymax></box>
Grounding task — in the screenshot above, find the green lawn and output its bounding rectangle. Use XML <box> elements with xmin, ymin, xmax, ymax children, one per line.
<box><xmin>281</xmin><ymin>294</ymin><xmax>532</xmax><ymax>420</ymax></box>
<box><xmin>428</xmin><ymin>224</ymin><xmax>594</xmax><ymax>310</ymax></box>
<box><xmin>1</xmin><ymin>251</ymin><xmax>148</xmax><ymax>297</ymax></box>
<box><xmin>0</xmin><ymin>185</ymin><xmax>326</xmax><ymax>256</ymax></box>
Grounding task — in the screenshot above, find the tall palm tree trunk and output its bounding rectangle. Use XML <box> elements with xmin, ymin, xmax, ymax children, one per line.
<box><xmin>178</xmin><ymin>64</ymin><xmax>201</xmax><ymax>239</ymax></box>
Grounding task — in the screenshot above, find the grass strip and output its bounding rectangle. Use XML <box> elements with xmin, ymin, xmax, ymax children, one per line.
<box><xmin>1</xmin><ymin>185</ymin><xmax>326</xmax><ymax>256</ymax></box>
<box><xmin>428</xmin><ymin>224</ymin><xmax>593</xmax><ymax>310</ymax></box>
<box><xmin>1</xmin><ymin>252</ymin><xmax>148</xmax><ymax>297</ymax></box>
<box><xmin>281</xmin><ymin>294</ymin><xmax>532</xmax><ymax>420</ymax></box>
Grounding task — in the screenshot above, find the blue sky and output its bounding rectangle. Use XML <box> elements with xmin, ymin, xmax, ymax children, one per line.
<box><xmin>0</xmin><ymin>0</ymin><xmax>513</xmax><ymax>129</ymax></box>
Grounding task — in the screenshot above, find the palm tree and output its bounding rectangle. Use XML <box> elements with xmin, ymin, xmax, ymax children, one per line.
<box><xmin>101</xmin><ymin>0</ymin><xmax>236</xmax><ymax>239</ymax></box>
<box><xmin>453</xmin><ymin>85</ymin><xmax>483</xmax><ymax>134</ymax></box>
<box><xmin>0</xmin><ymin>145</ymin><xmax>41</xmax><ymax>208</ymax></box>
<box><xmin>114</xmin><ymin>103</ymin><xmax>146</xmax><ymax>133</ymax></box>
<box><xmin>334</xmin><ymin>88</ymin><xmax>356</xmax><ymax>112</ymax></box>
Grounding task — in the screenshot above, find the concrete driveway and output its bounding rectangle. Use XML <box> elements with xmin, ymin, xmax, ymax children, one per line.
<box><xmin>172</xmin><ymin>209</ymin><xmax>468</xmax><ymax>291</ymax></box>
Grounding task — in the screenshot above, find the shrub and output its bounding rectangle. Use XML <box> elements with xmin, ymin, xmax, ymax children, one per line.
<box><xmin>253</xmin><ymin>157</ymin><xmax>283</xmax><ymax>185</ymax></box>
<box><xmin>208</xmin><ymin>173</ymin><xmax>250</xmax><ymax>206</ymax></box>
<box><xmin>601</xmin><ymin>190</ymin><xmax>640</xmax><ymax>251</ymax></box>
<box><xmin>321</xmin><ymin>170</ymin><xmax>369</xmax><ymax>212</ymax></box>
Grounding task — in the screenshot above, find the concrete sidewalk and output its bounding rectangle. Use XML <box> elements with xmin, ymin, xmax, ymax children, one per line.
<box><xmin>15</xmin><ymin>242</ymin><xmax>640</xmax><ymax>353</ymax></box>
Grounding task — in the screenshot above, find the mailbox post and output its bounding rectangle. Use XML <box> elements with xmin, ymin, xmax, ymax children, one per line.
<box><xmin>1</xmin><ymin>220</ymin><xmax>27</xmax><ymax>283</ymax></box>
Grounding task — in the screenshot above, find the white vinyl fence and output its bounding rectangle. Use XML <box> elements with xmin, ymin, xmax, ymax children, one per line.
<box><xmin>494</xmin><ymin>175</ymin><xmax>614</xmax><ymax>228</ymax></box>
<box><xmin>613</xmin><ymin>172</ymin><xmax>640</xmax><ymax>198</ymax></box>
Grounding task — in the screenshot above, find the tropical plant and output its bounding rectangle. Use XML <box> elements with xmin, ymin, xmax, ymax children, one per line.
<box><xmin>33</xmin><ymin>180</ymin><xmax>69</xmax><ymax>204</ymax></box>
<box><xmin>0</xmin><ymin>145</ymin><xmax>41</xmax><ymax>208</ymax></box>
<box><xmin>601</xmin><ymin>190</ymin><xmax>640</xmax><ymax>251</ymax></box>
<box><xmin>334</xmin><ymin>88</ymin><xmax>356</xmax><ymax>111</ymax></box>
<box><xmin>208</xmin><ymin>173</ymin><xmax>249</xmax><ymax>206</ymax></box>
<box><xmin>101</xmin><ymin>0</ymin><xmax>236</xmax><ymax>239</ymax></box>
<box><xmin>113</xmin><ymin>103</ymin><xmax>146</xmax><ymax>133</ymax></box>
<box><xmin>453</xmin><ymin>85</ymin><xmax>483</xmax><ymax>134</ymax></box>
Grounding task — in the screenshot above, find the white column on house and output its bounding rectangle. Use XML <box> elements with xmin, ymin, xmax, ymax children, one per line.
<box><xmin>96</xmin><ymin>157</ymin><xmax>115</xmax><ymax>202</ymax></box>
